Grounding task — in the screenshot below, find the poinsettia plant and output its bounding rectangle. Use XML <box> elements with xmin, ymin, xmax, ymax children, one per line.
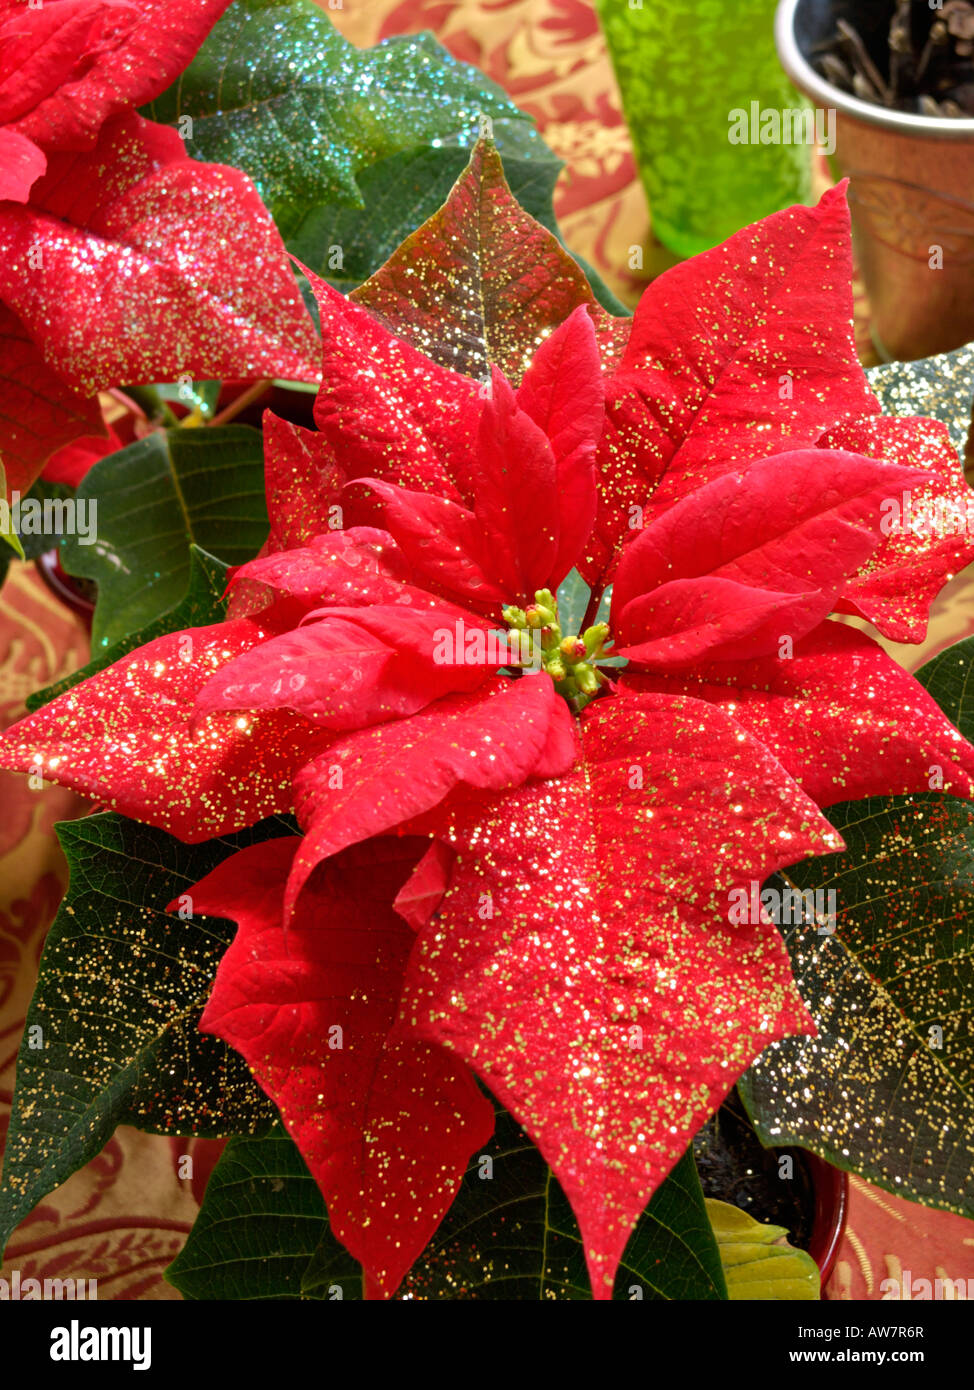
<box><xmin>3</xmin><ymin>0</ymin><xmax>974</xmax><ymax>1305</ymax></box>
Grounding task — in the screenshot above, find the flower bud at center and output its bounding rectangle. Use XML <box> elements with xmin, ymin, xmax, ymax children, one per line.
<box><xmin>503</xmin><ymin>591</ymin><xmax>611</xmax><ymax>710</ymax></box>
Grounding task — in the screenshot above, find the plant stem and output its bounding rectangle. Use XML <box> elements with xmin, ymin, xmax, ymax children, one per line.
<box><xmin>208</xmin><ymin>379</ymin><xmax>273</xmax><ymax>427</ymax></box>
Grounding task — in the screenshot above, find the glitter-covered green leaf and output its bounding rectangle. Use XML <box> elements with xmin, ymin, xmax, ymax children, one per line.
<box><xmin>916</xmin><ymin>632</ymin><xmax>974</xmax><ymax>745</ymax></box>
<box><xmin>0</xmin><ymin>811</ymin><xmax>288</xmax><ymax>1259</ymax></box>
<box><xmin>740</xmin><ymin>791</ymin><xmax>974</xmax><ymax>1217</ymax></box>
<box><xmin>704</xmin><ymin>1199</ymin><xmax>820</xmax><ymax>1301</ymax></box>
<box><xmin>61</xmin><ymin>426</ymin><xmax>267</xmax><ymax>652</ymax></box>
<box><xmin>26</xmin><ymin>545</ymin><xmax>229</xmax><ymax>712</ymax></box>
<box><xmin>289</xmin><ymin>143</ymin><xmax>626</xmax><ymax>317</ymax></box>
<box><xmin>867</xmin><ymin>344</ymin><xmax>974</xmax><ymax>461</ymax></box>
<box><xmin>169</xmin><ymin>1106</ymin><xmax>726</xmax><ymax>1300</ymax></box>
<box><xmin>143</xmin><ymin>0</ymin><xmax>537</xmax><ymax>240</ymax></box>
<box><xmin>349</xmin><ymin>140</ymin><xmax>631</xmax><ymax>383</ymax></box>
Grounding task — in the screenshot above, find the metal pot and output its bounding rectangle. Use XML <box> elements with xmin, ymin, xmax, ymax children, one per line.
<box><xmin>776</xmin><ymin>0</ymin><xmax>974</xmax><ymax>361</ymax></box>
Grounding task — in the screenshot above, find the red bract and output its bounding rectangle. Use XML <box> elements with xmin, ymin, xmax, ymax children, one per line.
<box><xmin>0</xmin><ymin>4</ymin><xmax>318</xmax><ymax>496</ymax></box>
<box><xmin>3</xmin><ymin>165</ymin><xmax>974</xmax><ymax>1299</ymax></box>
<box><xmin>0</xmin><ymin>0</ymin><xmax>231</xmax><ymax>199</ymax></box>
<box><xmin>184</xmin><ymin>835</ymin><xmax>493</xmax><ymax>1300</ymax></box>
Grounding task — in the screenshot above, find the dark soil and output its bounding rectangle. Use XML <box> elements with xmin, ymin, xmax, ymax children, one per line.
<box><xmin>811</xmin><ymin>0</ymin><xmax>974</xmax><ymax>116</ymax></box>
<box><xmin>693</xmin><ymin>1090</ymin><xmax>816</xmax><ymax>1250</ymax></box>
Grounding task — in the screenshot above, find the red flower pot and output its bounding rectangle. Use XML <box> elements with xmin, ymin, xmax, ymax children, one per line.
<box><xmin>35</xmin><ymin>550</ymin><xmax>95</xmax><ymax>631</ymax></box>
<box><xmin>805</xmin><ymin>1152</ymin><xmax>850</xmax><ymax>1291</ymax></box>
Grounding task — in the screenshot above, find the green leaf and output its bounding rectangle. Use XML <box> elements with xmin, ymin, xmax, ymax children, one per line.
<box><xmin>740</xmin><ymin>791</ymin><xmax>974</xmax><ymax>1217</ymax></box>
<box><xmin>867</xmin><ymin>344</ymin><xmax>974</xmax><ymax>462</ymax></box>
<box><xmin>144</xmin><ymin>0</ymin><xmax>539</xmax><ymax>239</ymax></box>
<box><xmin>61</xmin><ymin>425</ymin><xmax>267</xmax><ymax>653</ymax></box>
<box><xmin>556</xmin><ymin>569</ymin><xmax>590</xmax><ymax>636</ymax></box>
<box><xmin>26</xmin><ymin>544</ymin><xmax>229</xmax><ymax>712</ymax></box>
<box><xmin>704</xmin><ymin>1199</ymin><xmax>820</xmax><ymax>1301</ymax></box>
<box><xmin>915</xmin><ymin>632</ymin><xmax>974</xmax><ymax>744</ymax></box>
<box><xmin>169</xmin><ymin>1105</ymin><xmax>727</xmax><ymax>1300</ymax></box>
<box><xmin>291</xmin><ymin>142</ymin><xmax>626</xmax><ymax>315</ymax></box>
<box><xmin>167</xmin><ymin>1124</ymin><xmax>361</xmax><ymax>1301</ymax></box>
<box><xmin>0</xmin><ymin>457</ymin><xmax>24</xmax><ymax>560</ymax></box>
<box><xmin>0</xmin><ymin>811</ymin><xmax>293</xmax><ymax>1258</ymax></box>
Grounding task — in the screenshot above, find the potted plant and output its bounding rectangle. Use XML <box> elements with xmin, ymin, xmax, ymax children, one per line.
<box><xmin>1</xmin><ymin>0</ymin><xmax>973</xmax><ymax>1304</ymax></box>
<box><xmin>776</xmin><ymin>0</ymin><xmax>974</xmax><ymax>360</ymax></box>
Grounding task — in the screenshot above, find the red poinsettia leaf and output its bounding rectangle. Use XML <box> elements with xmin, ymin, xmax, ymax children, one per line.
<box><xmin>0</xmin><ymin>0</ymin><xmax>231</xmax><ymax>154</ymax></box>
<box><xmin>516</xmin><ymin>304</ymin><xmax>604</xmax><ymax>584</ymax></box>
<box><xmin>288</xmin><ymin>674</ymin><xmax>570</xmax><ymax>921</ymax></box>
<box><xmin>195</xmin><ymin>602</ymin><xmax>499</xmax><ymax>730</ymax></box>
<box><xmin>612</xmin><ymin>449</ymin><xmax>926</xmax><ymax>663</ymax></box>
<box><xmin>344</xmin><ymin>477</ymin><xmax>508</xmax><ymax>611</ymax></box>
<box><xmin>262</xmin><ymin>411</ymin><xmax>346</xmax><ymax>553</ymax></box>
<box><xmin>820</xmin><ymin>414</ymin><xmax>974</xmax><ymax>642</ymax></box>
<box><xmin>345</xmin><ymin>353</ymin><xmax>595</xmax><ymax>606</ymax></box>
<box><xmin>531</xmin><ymin>693</ymin><xmax>580</xmax><ymax>778</ymax></box>
<box><xmin>0</xmin><ymin>127</ymin><xmax>46</xmax><ymax>202</ymax></box>
<box><xmin>0</xmin><ymin>304</ymin><xmax>105</xmax><ymax>493</ymax></box>
<box><xmin>228</xmin><ymin>528</ymin><xmax>426</xmax><ymax>612</ymax></box>
<box><xmin>585</xmin><ymin>185</ymin><xmax>880</xmax><ymax>586</ymax></box>
<box><xmin>193</xmin><ymin>834</ymin><xmax>493</xmax><ymax>1299</ymax></box>
<box><xmin>42</xmin><ymin>423</ymin><xmax>122</xmax><ymax>487</ymax></box>
<box><xmin>348</xmin><ymin>138</ymin><xmax>630</xmax><ymax>385</ymax></box>
<box><xmin>0</xmin><ymin>617</ymin><xmax>331</xmax><ymax>840</ymax></box>
<box><xmin>304</xmin><ymin>266</ymin><xmax>477</xmax><ymax>500</ymax></box>
<box><xmin>619</xmin><ymin>621</ymin><xmax>974</xmax><ymax>808</ymax></box>
<box><xmin>0</xmin><ymin>112</ymin><xmax>318</xmax><ymax>493</ymax></box>
<box><xmin>614</xmin><ymin>577</ymin><xmax>832</xmax><ymax>669</ymax></box>
<box><xmin>474</xmin><ymin>368</ymin><xmax>560</xmax><ymax>598</ymax></box>
<box><xmin>612</xmin><ymin>450</ymin><xmax>925</xmax><ymax>619</ymax></box>
<box><xmin>399</xmin><ymin>692</ymin><xmax>842</xmax><ymax>1297</ymax></box>
<box><xmin>393</xmin><ymin>839</ymin><xmax>456</xmax><ymax>932</ymax></box>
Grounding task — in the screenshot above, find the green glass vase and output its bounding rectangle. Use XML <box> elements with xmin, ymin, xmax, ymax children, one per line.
<box><xmin>597</xmin><ymin>0</ymin><xmax>813</xmax><ymax>258</ymax></box>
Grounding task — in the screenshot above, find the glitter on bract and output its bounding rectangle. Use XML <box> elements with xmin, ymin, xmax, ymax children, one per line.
<box><xmin>0</xmin><ymin>110</ymin><xmax>319</xmax><ymax>495</ymax></box>
<box><xmin>585</xmin><ymin>185</ymin><xmax>880</xmax><ymax>588</ymax></box>
<box><xmin>350</xmin><ymin>140</ymin><xmax>631</xmax><ymax>384</ymax></box>
<box><xmin>0</xmin><ymin>617</ymin><xmax>334</xmax><ymax>842</ymax></box>
<box><xmin>620</xmin><ymin>622</ymin><xmax>974</xmax><ymax>809</ymax></box>
<box><xmin>400</xmin><ymin>693</ymin><xmax>843</xmax><ymax>1297</ymax></box>
<box><xmin>193</xmin><ymin>833</ymin><xmax>493</xmax><ymax>1301</ymax></box>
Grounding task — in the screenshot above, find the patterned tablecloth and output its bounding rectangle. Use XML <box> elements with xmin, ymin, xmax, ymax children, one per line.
<box><xmin>1</xmin><ymin>0</ymin><xmax>973</xmax><ymax>1301</ymax></box>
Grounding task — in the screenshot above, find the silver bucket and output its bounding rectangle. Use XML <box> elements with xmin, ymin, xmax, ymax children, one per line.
<box><xmin>776</xmin><ymin>0</ymin><xmax>974</xmax><ymax>361</ymax></box>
